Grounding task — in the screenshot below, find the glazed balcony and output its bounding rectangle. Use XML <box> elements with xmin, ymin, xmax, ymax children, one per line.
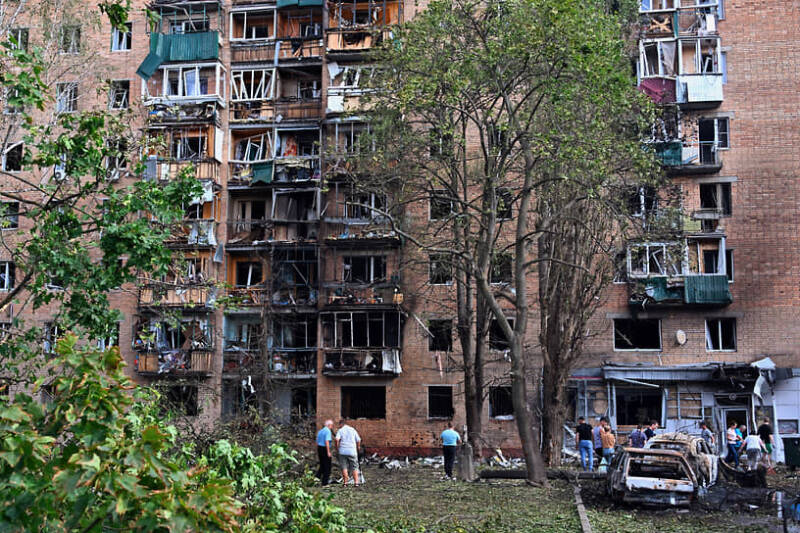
<box><xmin>230</xmin><ymin>39</ymin><xmax>323</xmax><ymax>63</ymax></box>
<box><xmin>322</xmin><ymin>348</ymin><xmax>401</xmax><ymax>376</ymax></box>
<box><xmin>136</xmin><ymin>350</ymin><xmax>214</xmax><ymax>376</ymax></box>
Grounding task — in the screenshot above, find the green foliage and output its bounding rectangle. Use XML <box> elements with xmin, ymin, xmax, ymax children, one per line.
<box><xmin>0</xmin><ymin>336</ymin><xmax>241</xmax><ymax>531</ymax></box>
<box><xmin>197</xmin><ymin>440</ymin><xmax>347</xmax><ymax>532</ymax></box>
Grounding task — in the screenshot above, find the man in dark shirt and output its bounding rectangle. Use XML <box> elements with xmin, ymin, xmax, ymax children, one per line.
<box><xmin>576</xmin><ymin>417</ymin><xmax>595</xmax><ymax>472</ymax></box>
<box><xmin>644</xmin><ymin>420</ymin><xmax>659</xmax><ymax>441</ymax></box>
<box><xmin>757</xmin><ymin>418</ymin><xmax>774</xmax><ymax>468</ymax></box>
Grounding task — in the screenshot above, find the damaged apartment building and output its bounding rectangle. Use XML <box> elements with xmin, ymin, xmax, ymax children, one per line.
<box><xmin>2</xmin><ymin>0</ymin><xmax>799</xmax><ymax>457</ymax></box>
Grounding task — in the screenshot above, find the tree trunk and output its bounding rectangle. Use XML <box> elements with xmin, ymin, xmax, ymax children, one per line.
<box><xmin>540</xmin><ymin>360</ymin><xmax>569</xmax><ymax>466</ymax></box>
<box><xmin>510</xmin><ymin>337</ymin><xmax>547</xmax><ymax>486</ymax></box>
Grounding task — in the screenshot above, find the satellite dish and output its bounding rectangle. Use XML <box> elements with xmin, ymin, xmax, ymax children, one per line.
<box><xmin>676</xmin><ymin>330</ymin><xmax>687</xmax><ymax>345</ymax></box>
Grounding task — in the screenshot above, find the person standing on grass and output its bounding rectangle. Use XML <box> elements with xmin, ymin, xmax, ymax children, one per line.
<box><xmin>440</xmin><ymin>422</ymin><xmax>461</xmax><ymax>480</ymax></box>
<box><xmin>316</xmin><ymin>419</ymin><xmax>334</xmax><ymax>486</ymax></box>
<box><xmin>336</xmin><ymin>418</ymin><xmax>362</xmax><ymax>486</ymax></box>
<box><xmin>757</xmin><ymin>418</ymin><xmax>774</xmax><ymax>469</ymax></box>
<box><xmin>576</xmin><ymin>417</ymin><xmax>595</xmax><ymax>471</ymax></box>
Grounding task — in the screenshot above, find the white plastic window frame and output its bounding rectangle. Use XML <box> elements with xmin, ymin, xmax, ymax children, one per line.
<box><xmin>231</xmin><ymin>69</ymin><xmax>276</xmax><ymax>102</ymax></box>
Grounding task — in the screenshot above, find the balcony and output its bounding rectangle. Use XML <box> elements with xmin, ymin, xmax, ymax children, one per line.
<box><xmin>137</xmin><ymin>31</ymin><xmax>221</xmax><ymax>80</ymax></box>
<box><xmin>655</xmin><ymin>140</ymin><xmax>722</xmax><ymax>174</ymax></box>
<box><xmin>269</xmin><ymin>350</ymin><xmax>317</xmax><ymax>377</ymax></box>
<box><xmin>227</xmin><ymin>286</ymin><xmax>270</xmax><ymax>307</ymax></box>
<box><xmin>230</xmin><ymin>98</ymin><xmax>322</xmax><ymax>124</ymax></box>
<box><xmin>226</xmin><ymin>219</ymin><xmax>272</xmax><ymax>247</ymax></box>
<box><xmin>229</xmin><ymin>158</ymin><xmax>320</xmax><ymax>188</ymax></box>
<box><xmin>230</xmin><ymin>39</ymin><xmax>323</xmax><ymax>63</ymax></box>
<box><xmin>322</xmin><ymin>348</ymin><xmax>401</xmax><ymax>376</ymax></box>
<box><xmin>324</xmin><ymin>223</ymin><xmax>399</xmax><ymax>248</ymax></box>
<box><xmin>675</xmin><ymin>74</ymin><xmax>723</xmax><ymax>108</ymax></box>
<box><xmin>142</xmin><ymin>63</ymin><xmax>226</xmax><ymax>109</ymax></box>
<box><xmin>136</xmin><ymin>350</ymin><xmax>213</xmax><ymax>376</ymax></box>
<box><xmin>138</xmin><ymin>283</ymin><xmax>213</xmax><ymax>308</ymax></box>
<box><xmin>143</xmin><ymin>158</ymin><xmax>220</xmax><ymax>185</ymax></box>
<box><xmin>165</xmin><ymin>219</ymin><xmax>218</xmax><ymax>248</ymax></box>
<box><xmin>628</xmin><ymin>274</ymin><xmax>732</xmax><ymax>307</ymax></box>
<box><xmin>326</xmin><ymin>0</ymin><xmax>400</xmax><ymax>54</ymax></box>
<box><xmin>322</xmin><ymin>284</ymin><xmax>402</xmax><ymax>307</ymax></box>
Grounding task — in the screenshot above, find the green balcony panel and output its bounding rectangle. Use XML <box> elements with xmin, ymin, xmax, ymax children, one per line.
<box><xmin>137</xmin><ymin>32</ymin><xmax>219</xmax><ymax>79</ymax></box>
<box><xmin>251</xmin><ymin>162</ymin><xmax>274</xmax><ymax>184</ymax></box>
<box><xmin>298</xmin><ymin>0</ymin><xmax>323</xmax><ymax>6</ymax></box>
<box><xmin>277</xmin><ymin>0</ymin><xmax>299</xmax><ymax>7</ymax></box>
<box><xmin>683</xmin><ymin>274</ymin><xmax>732</xmax><ymax>305</ymax></box>
<box><xmin>642</xmin><ymin>276</ymin><xmax>683</xmax><ymax>303</ymax></box>
<box><xmin>654</xmin><ymin>140</ymin><xmax>682</xmax><ymax>166</ymax></box>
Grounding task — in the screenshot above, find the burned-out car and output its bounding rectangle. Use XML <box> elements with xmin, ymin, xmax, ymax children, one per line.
<box><xmin>607</xmin><ymin>448</ymin><xmax>698</xmax><ymax>506</ymax></box>
<box><xmin>644</xmin><ymin>432</ymin><xmax>718</xmax><ymax>487</ymax></box>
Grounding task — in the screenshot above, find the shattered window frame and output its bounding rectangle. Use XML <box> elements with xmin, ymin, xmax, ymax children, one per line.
<box><xmin>231</xmin><ymin>69</ymin><xmax>276</xmax><ymax>101</ymax></box>
<box><xmin>58</xmin><ymin>25</ymin><xmax>81</xmax><ymax>54</ymax></box>
<box><xmin>10</xmin><ymin>28</ymin><xmax>29</xmax><ymax>51</ymax></box>
<box><xmin>427</xmin><ymin>319</ymin><xmax>453</xmax><ymax>352</ymax></box>
<box><xmin>1</xmin><ymin>143</ymin><xmax>23</xmax><ymax>172</ymax></box>
<box><xmin>341</xmin><ymin>385</ymin><xmax>386</xmax><ymax>419</ymax></box>
<box><xmin>488</xmin><ymin>317</ymin><xmax>514</xmax><ymax>351</ymax></box>
<box><xmin>613</xmin><ymin>318</ymin><xmax>662</xmax><ymax>351</ymax></box>
<box><xmin>489</xmin><ymin>385</ymin><xmax>514</xmax><ymax>419</ymax></box>
<box><xmin>342</xmin><ymin>255</ymin><xmax>386</xmax><ymax>284</ymax></box>
<box><xmin>56</xmin><ymin>82</ymin><xmax>78</xmax><ymax>114</ymax></box>
<box><xmin>429</xmin><ymin>189</ymin><xmax>454</xmax><ymax>221</ymax></box>
<box><xmin>111</xmin><ymin>22</ymin><xmax>132</xmax><ymax>52</ymax></box>
<box><xmin>1</xmin><ymin>202</ymin><xmax>19</xmax><ymax>230</ymax></box>
<box><xmin>0</xmin><ymin>261</ymin><xmax>15</xmax><ymax>291</ymax></box>
<box><xmin>428</xmin><ymin>385</ymin><xmax>454</xmax><ymax>419</ymax></box>
<box><xmin>428</xmin><ymin>254</ymin><xmax>453</xmax><ymax>285</ymax></box>
<box><xmin>108</xmin><ymin>80</ymin><xmax>130</xmax><ymax>110</ymax></box>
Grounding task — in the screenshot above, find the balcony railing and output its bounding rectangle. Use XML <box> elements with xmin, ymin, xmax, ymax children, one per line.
<box><xmin>230</xmin><ymin>39</ymin><xmax>323</xmax><ymax>63</ymax></box>
<box><xmin>165</xmin><ymin>219</ymin><xmax>218</xmax><ymax>247</ymax></box>
<box><xmin>143</xmin><ymin>158</ymin><xmax>220</xmax><ymax>184</ymax></box>
<box><xmin>628</xmin><ymin>274</ymin><xmax>731</xmax><ymax>307</ymax></box>
<box><xmin>326</xmin><ymin>28</ymin><xmax>391</xmax><ymax>52</ymax></box>
<box><xmin>324</xmin><ymin>222</ymin><xmax>399</xmax><ymax>247</ymax></box>
<box><xmin>227</xmin><ymin>287</ymin><xmax>270</xmax><ymax>306</ymax></box>
<box><xmin>227</xmin><ymin>219</ymin><xmax>272</xmax><ymax>246</ymax></box>
<box><xmin>654</xmin><ymin>140</ymin><xmax>721</xmax><ymax>173</ymax></box>
<box><xmin>322</xmin><ymin>284</ymin><xmax>401</xmax><ymax>306</ymax></box>
<box><xmin>136</xmin><ymin>350</ymin><xmax>214</xmax><ymax>376</ymax></box>
<box><xmin>229</xmin><ymin>158</ymin><xmax>321</xmax><ymax>187</ymax></box>
<box><xmin>138</xmin><ymin>283</ymin><xmax>212</xmax><ymax>308</ymax></box>
<box><xmin>322</xmin><ymin>348</ymin><xmax>401</xmax><ymax>376</ymax></box>
<box><xmin>676</xmin><ymin>74</ymin><xmax>723</xmax><ymax>106</ymax></box>
<box><xmin>269</xmin><ymin>350</ymin><xmax>317</xmax><ymax>375</ymax></box>
<box><xmin>230</xmin><ymin>99</ymin><xmax>322</xmax><ymax>124</ymax></box>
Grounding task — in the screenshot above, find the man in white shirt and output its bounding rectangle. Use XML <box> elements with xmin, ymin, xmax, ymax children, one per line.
<box><xmin>336</xmin><ymin>419</ymin><xmax>362</xmax><ymax>486</ymax></box>
<box><xmin>740</xmin><ymin>432</ymin><xmax>767</xmax><ymax>471</ymax></box>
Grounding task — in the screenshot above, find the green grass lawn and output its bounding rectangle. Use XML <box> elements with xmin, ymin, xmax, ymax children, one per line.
<box><xmin>316</xmin><ymin>463</ymin><xmax>787</xmax><ymax>532</ymax></box>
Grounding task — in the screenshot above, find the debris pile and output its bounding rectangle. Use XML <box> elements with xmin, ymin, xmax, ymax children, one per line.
<box><xmin>486</xmin><ymin>449</ymin><xmax>525</xmax><ymax>469</ymax></box>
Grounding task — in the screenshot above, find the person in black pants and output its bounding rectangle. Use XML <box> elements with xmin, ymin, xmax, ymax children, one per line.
<box><xmin>316</xmin><ymin>419</ymin><xmax>334</xmax><ymax>485</ymax></box>
<box><xmin>440</xmin><ymin>422</ymin><xmax>462</xmax><ymax>480</ymax></box>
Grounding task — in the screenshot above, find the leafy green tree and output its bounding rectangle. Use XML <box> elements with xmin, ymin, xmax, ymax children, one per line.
<box><xmin>358</xmin><ymin>0</ymin><xmax>672</xmax><ymax>481</ymax></box>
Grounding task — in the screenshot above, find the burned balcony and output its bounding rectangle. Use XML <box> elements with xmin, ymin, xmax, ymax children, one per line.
<box><xmin>270</xmin><ymin>245</ymin><xmax>318</xmax><ymax>307</ymax></box>
<box><xmin>326</xmin><ymin>64</ymin><xmax>375</xmax><ymax>114</ymax></box>
<box><xmin>324</xmin><ymin>222</ymin><xmax>399</xmax><ymax>248</ymax></box>
<box><xmin>145</xmin><ymin>125</ymin><xmax>223</xmax><ymax>174</ymax></box>
<box><xmin>227</xmin><ymin>219</ymin><xmax>272</xmax><ymax>248</ymax></box>
<box><xmin>223</xmin><ymin>315</ymin><xmax>263</xmax><ymax>373</ymax></box>
<box><xmin>326</xmin><ymin>0</ymin><xmax>402</xmax><ymax>54</ymax></box>
<box><xmin>268</xmin><ymin>315</ymin><xmax>317</xmax><ymax>376</ymax></box>
<box><xmin>165</xmin><ymin>219</ymin><xmax>218</xmax><ymax>247</ymax></box>
<box><xmin>321</xmin><ymin>251</ymin><xmax>402</xmax><ymax>306</ymax></box>
<box><xmin>138</xmin><ymin>281</ymin><xmax>215</xmax><ymax>308</ymax></box>
<box><xmin>134</xmin><ymin>317</ymin><xmax>215</xmax><ymax>376</ymax></box>
<box><xmin>321</xmin><ymin>310</ymin><xmax>402</xmax><ymax>376</ymax></box>
<box><xmin>323</xmin><ymin>284</ymin><xmax>402</xmax><ymax>307</ymax></box>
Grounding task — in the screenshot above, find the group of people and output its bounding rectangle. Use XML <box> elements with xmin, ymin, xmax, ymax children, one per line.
<box><xmin>725</xmin><ymin>418</ymin><xmax>773</xmax><ymax>470</ymax></box>
<box><xmin>575</xmin><ymin>417</ymin><xmax>661</xmax><ymax>472</ymax></box>
<box><xmin>316</xmin><ymin>420</ymin><xmax>463</xmax><ymax>486</ymax></box>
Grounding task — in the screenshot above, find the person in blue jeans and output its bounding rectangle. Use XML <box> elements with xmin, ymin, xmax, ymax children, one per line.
<box><xmin>440</xmin><ymin>422</ymin><xmax>462</xmax><ymax>480</ymax></box>
<box><xmin>575</xmin><ymin>417</ymin><xmax>595</xmax><ymax>472</ymax></box>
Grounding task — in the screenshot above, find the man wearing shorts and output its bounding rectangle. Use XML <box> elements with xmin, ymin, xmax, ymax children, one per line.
<box><xmin>336</xmin><ymin>419</ymin><xmax>362</xmax><ymax>486</ymax></box>
<box><xmin>757</xmin><ymin>418</ymin><xmax>774</xmax><ymax>469</ymax></box>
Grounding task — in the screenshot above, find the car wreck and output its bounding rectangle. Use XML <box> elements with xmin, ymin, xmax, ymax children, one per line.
<box><xmin>607</xmin><ymin>448</ymin><xmax>698</xmax><ymax>506</ymax></box>
<box><xmin>645</xmin><ymin>432</ymin><xmax>718</xmax><ymax>487</ymax></box>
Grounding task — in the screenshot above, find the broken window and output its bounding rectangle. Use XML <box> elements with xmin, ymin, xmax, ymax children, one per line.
<box><xmin>627</xmin><ymin>185</ymin><xmax>658</xmax><ymax>218</ymax></box>
<box><xmin>345</xmin><ymin>191</ymin><xmax>385</xmax><ymax>220</ymax></box>
<box><xmin>169</xmin><ymin>18</ymin><xmax>210</xmax><ymax>34</ymax></box>
<box><xmin>105</xmin><ymin>138</ymin><xmax>128</xmax><ymax>180</ymax></box>
<box><xmin>489</xmin><ymin>318</ymin><xmax>513</xmax><ymax>351</ymax></box>
<box><xmin>161</xmin><ymin>385</ymin><xmax>199</xmax><ymax>417</ymax></box>
<box><xmin>56</xmin><ymin>82</ymin><xmax>78</xmax><ymax>113</ymax></box>
<box><xmin>699</xmin><ymin>182</ymin><xmax>731</xmax><ymax>215</ymax></box>
<box><xmin>111</xmin><ymin>22</ymin><xmax>132</xmax><ymax>51</ymax></box>
<box><xmin>639</xmin><ymin>0</ymin><xmax>676</xmax><ymax>11</ymax></box>
<box><xmin>489</xmin><ymin>386</ymin><xmax>514</xmax><ymax>418</ymax></box>
<box><xmin>1</xmin><ymin>202</ymin><xmax>19</xmax><ymax>229</ymax></box>
<box><xmin>429</xmin><ymin>254</ymin><xmax>452</xmax><ymax>285</ymax></box>
<box><xmin>224</xmin><ymin>317</ymin><xmax>263</xmax><ymax>351</ymax></box>
<box><xmin>343</xmin><ymin>255</ymin><xmax>386</xmax><ymax>283</ymax></box>
<box><xmin>273</xmin><ymin>316</ymin><xmax>316</xmax><ymax>349</ymax></box>
<box><xmin>616</xmin><ymin>388</ymin><xmax>662</xmax><ymax>425</ymax></box>
<box><xmin>323</xmin><ymin>311</ymin><xmax>401</xmax><ymax>348</ymax></box>
<box><xmin>332</xmin><ymin>122</ymin><xmax>369</xmax><ymax>154</ymax></box>
<box><xmin>428</xmin><ymin>386</ymin><xmax>454</xmax><ymax>418</ymax></box>
<box><xmin>233</xmin><ymin>132</ymin><xmax>272</xmax><ymax>161</ymax></box>
<box><xmin>235</xmin><ymin>261</ymin><xmax>263</xmax><ymax>287</ymax></box>
<box><xmin>725</xmin><ymin>249</ymin><xmax>733</xmax><ymax>281</ymax></box>
<box><xmin>429</xmin><ymin>190</ymin><xmax>454</xmax><ymax>220</ymax></box>
<box><xmin>296</xmin><ymin>79</ymin><xmax>321</xmax><ymax>99</ymax></box>
<box><xmin>231</xmin><ymin>11</ymin><xmax>274</xmax><ymax>40</ymax></box>
<box><xmin>221</xmin><ymin>379</ymin><xmax>260</xmax><ymax>418</ymax></box>
<box><xmin>495</xmin><ymin>187</ymin><xmax>513</xmax><ymax>220</ymax></box>
<box><xmin>614</xmin><ymin>318</ymin><xmax>661</xmax><ymax>350</ymax></box>
<box><xmin>331</xmin><ymin>66</ymin><xmax>375</xmax><ymax>89</ymax></box>
<box><xmin>0</xmin><ymin>262</ymin><xmax>14</xmax><ymax>291</ymax></box>
<box><xmin>698</xmin><ymin>117</ymin><xmax>728</xmax><ymax>164</ymax></box>
<box><xmin>1</xmin><ymin>143</ymin><xmax>23</xmax><ymax>172</ymax></box>
<box><xmin>171</xmin><ymin>130</ymin><xmax>208</xmax><ymax>160</ymax></box>
<box><xmin>640</xmin><ymin>40</ymin><xmax>676</xmax><ymax>77</ymax></box>
<box><xmin>3</xmin><ymin>88</ymin><xmax>22</xmax><ymax>115</ymax></box>
<box><xmin>231</xmin><ymin>69</ymin><xmax>275</xmax><ymax>101</ymax></box>
<box><xmin>164</xmin><ymin>66</ymin><xmax>211</xmax><ymax>97</ymax></box>
<box><xmin>613</xmin><ymin>250</ymin><xmax>628</xmax><ymax>283</ymax></box>
<box><xmin>58</xmin><ymin>25</ymin><xmax>81</xmax><ymax>54</ymax></box>
<box><xmin>428</xmin><ymin>319</ymin><xmax>453</xmax><ymax>352</ymax></box>
<box><xmin>341</xmin><ymin>386</ymin><xmax>385</xmax><ymax>419</ymax></box>
<box><xmin>10</xmin><ymin>28</ymin><xmax>29</xmax><ymax>51</ymax></box>
<box><xmin>490</xmin><ymin>253</ymin><xmax>513</xmax><ymax>284</ymax></box>
<box><xmin>42</xmin><ymin>322</ymin><xmax>60</xmax><ymax>354</ymax></box>
<box><xmin>705</xmin><ymin>317</ymin><xmax>735</xmax><ymax>351</ymax></box>
<box><xmin>109</xmin><ymin>80</ymin><xmax>130</xmax><ymax>110</ymax></box>
<box><xmin>96</xmin><ymin>323</ymin><xmax>120</xmax><ymax>350</ymax></box>
<box><xmin>627</xmin><ymin>243</ymin><xmax>681</xmax><ymax>278</ymax></box>
<box><xmin>681</xmin><ymin>38</ymin><xmax>720</xmax><ymax>75</ymax></box>
<box><xmin>278</xmin><ymin>131</ymin><xmax>318</xmax><ymax>157</ymax></box>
